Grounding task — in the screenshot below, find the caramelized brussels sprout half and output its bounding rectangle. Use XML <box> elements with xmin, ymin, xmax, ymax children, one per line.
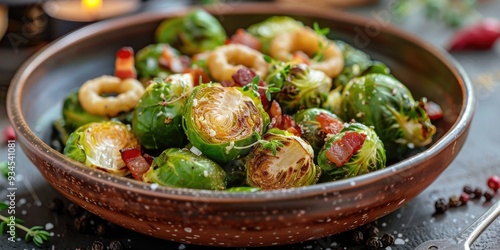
<box><xmin>293</xmin><ymin>108</ymin><xmax>343</xmax><ymax>157</ymax></box>
<box><xmin>143</xmin><ymin>148</ymin><xmax>226</xmax><ymax>190</ymax></box>
<box><xmin>63</xmin><ymin>121</ymin><xmax>140</xmax><ymax>176</ymax></box>
<box><xmin>155</xmin><ymin>9</ymin><xmax>227</xmax><ymax>56</ymax></box>
<box><xmin>340</xmin><ymin>74</ymin><xmax>436</xmax><ymax>160</ymax></box>
<box><xmin>317</xmin><ymin>122</ymin><xmax>386</xmax><ymax>181</ymax></box>
<box><xmin>183</xmin><ymin>84</ymin><xmax>266</xmax><ymax>163</ymax></box>
<box><xmin>132</xmin><ymin>76</ymin><xmax>193</xmax><ymax>151</ymax></box>
<box><xmin>246</xmin><ymin>128</ymin><xmax>320</xmax><ymax>190</ymax></box>
<box><xmin>247</xmin><ymin>16</ymin><xmax>303</xmax><ymax>54</ymax></box>
<box><xmin>273</xmin><ymin>63</ymin><xmax>332</xmax><ymax>114</ymax></box>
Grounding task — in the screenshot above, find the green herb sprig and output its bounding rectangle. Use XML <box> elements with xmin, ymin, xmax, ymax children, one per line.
<box><xmin>242</xmin><ymin>75</ymin><xmax>280</xmax><ymax>101</ymax></box>
<box><xmin>0</xmin><ymin>202</ymin><xmax>52</xmax><ymax>247</ymax></box>
<box><xmin>231</xmin><ymin>132</ymin><xmax>284</xmax><ymax>156</ymax></box>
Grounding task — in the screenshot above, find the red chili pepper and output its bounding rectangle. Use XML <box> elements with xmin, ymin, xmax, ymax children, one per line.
<box><xmin>448</xmin><ymin>18</ymin><xmax>500</xmax><ymax>51</ymax></box>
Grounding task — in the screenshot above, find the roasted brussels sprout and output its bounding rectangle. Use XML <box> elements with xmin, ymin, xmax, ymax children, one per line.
<box><xmin>63</xmin><ymin>121</ymin><xmax>140</xmax><ymax>176</ymax></box>
<box><xmin>333</xmin><ymin>40</ymin><xmax>372</xmax><ymax>88</ymax></box>
<box><xmin>142</xmin><ymin>148</ymin><xmax>226</xmax><ymax>190</ymax></box>
<box><xmin>246</xmin><ymin>128</ymin><xmax>320</xmax><ymax>190</ymax></box>
<box><xmin>223</xmin><ymin>158</ymin><xmax>247</xmax><ymax>188</ymax></box>
<box><xmin>155</xmin><ymin>9</ymin><xmax>227</xmax><ymax>56</ymax></box>
<box><xmin>340</xmin><ymin>74</ymin><xmax>436</xmax><ymax>160</ymax></box>
<box><xmin>62</xmin><ymin>91</ymin><xmax>106</xmax><ymax>132</ymax></box>
<box><xmin>183</xmin><ymin>84</ymin><xmax>267</xmax><ymax>163</ymax></box>
<box><xmin>293</xmin><ymin>108</ymin><xmax>343</xmax><ymax>157</ymax></box>
<box><xmin>247</xmin><ymin>16</ymin><xmax>303</xmax><ymax>54</ymax></box>
<box><xmin>135</xmin><ymin>44</ymin><xmax>179</xmax><ymax>83</ymax></box>
<box><xmin>132</xmin><ymin>75</ymin><xmax>193</xmax><ymax>151</ymax></box>
<box><xmin>272</xmin><ymin>63</ymin><xmax>332</xmax><ymax>114</ymax></box>
<box><xmin>317</xmin><ymin>122</ymin><xmax>386</xmax><ymax>181</ymax></box>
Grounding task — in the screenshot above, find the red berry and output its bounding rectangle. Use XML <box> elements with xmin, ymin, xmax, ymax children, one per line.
<box><xmin>2</xmin><ymin>125</ymin><xmax>16</xmax><ymax>144</ymax></box>
<box><xmin>487</xmin><ymin>175</ymin><xmax>500</xmax><ymax>192</ymax></box>
<box><xmin>459</xmin><ymin>193</ymin><xmax>470</xmax><ymax>205</ymax></box>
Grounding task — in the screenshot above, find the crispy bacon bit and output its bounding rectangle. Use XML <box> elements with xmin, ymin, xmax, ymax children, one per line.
<box><xmin>325</xmin><ymin>131</ymin><xmax>367</xmax><ymax>167</ymax></box>
<box><xmin>229</xmin><ymin>29</ymin><xmax>262</xmax><ymax>51</ymax></box>
<box><xmin>316</xmin><ymin>113</ymin><xmax>344</xmax><ymax>135</ymax></box>
<box><xmin>159</xmin><ymin>45</ymin><xmax>191</xmax><ymax>73</ymax></box>
<box><xmin>424</xmin><ymin>101</ymin><xmax>444</xmax><ymax>121</ymax></box>
<box><xmin>120</xmin><ymin>148</ymin><xmax>151</xmax><ymax>181</ymax></box>
<box><xmin>183</xmin><ymin>67</ymin><xmax>211</xmax><ymax>86</ymax></box>
<box><xmin>232</xmin><ymin>67</ymin><xmax>270</xmax><ymax>109</ymax></box>
<box><xmin>115</xmin><ymin>47</ymin><xmax>137</xmax><ymax>79</ymax></box>
<box><xmin>266</xmin><ymin>100</ymin><xmax>302</xmax><ymax>136</ymax></box>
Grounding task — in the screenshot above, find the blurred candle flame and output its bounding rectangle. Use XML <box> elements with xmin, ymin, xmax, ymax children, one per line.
<box><xmin>82</xmin><ymin>0</ymin><xmax>102</xmax><ymax>12</ymax></box>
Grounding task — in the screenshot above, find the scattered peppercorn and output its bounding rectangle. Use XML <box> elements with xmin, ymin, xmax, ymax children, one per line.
<box><xmin>434</xmin><ymin>198</ymin><xmax>448</xmax><ymax>214</ymax></box>
<box><xmin>487</xmin><ymin>175</ymin><xmax>500</xmax><ymax>192</ymax></box>
<box><xmin>473</xmin><ymin>187</ymin><xmax>483</xmax><ymax>199</ymax></box>
<box><xmin>47</xmin><ymin>197</ymin><xmax>64</xmax><ymax>214</ymax></box>
<box><xmin>74</xmin><ymin>216</ymin><xmax>89</xmax><ymax>233</ymax></box>
<box><xmin>351</xmin><ymin>230</ymin><xmax>364</xmax><ymax>245</ymax></box>
<box><xmin>365</xmin><ymin>236</ymin><xmax>383</xmax><ymax>250</ymax></box>
<box><xmin>380</xmin><ymin>233</ymin><xmax>395</xmax><ymax>247</ymax></box>
<box><xmin>67</xmin><ymin>203</ymin><xmax>83</xmax><ymax>217</ymax></box>
<box><xmin>91</xmin><ymin>241</ymin><xmax>105</xmax><ymax>250</ymax></box>
<box><xmin>367</xmin><ymin>225</ymin><xmax>379</xmax><ymax>238</ymax></box>
<box><xmin>484</xmin><ymin>191</ymin><xmax>494</xmax><ymax>202</ymax></box>
<box><xmin>459</xmin><ymin>193</ymin><xmax>470</xmax><ymax>205</ymax></box>
<box><xmin>95</xmin><ymin>223</ymin><xmax>107</xmax><ymax>236</ymax></box>
<box><xmin>109</xmin><ymin>240</ymin><xmax>124</xmax><ymax>250</ymax></box>
<box><xmin>463</xmin><ymin>185</ymin><xmax>473</xmax><ymax>195</ymax></box>
<box><xmin>448</xmin><ymin>195</ymin><xmax>461</xmax><ymax>207</ymax></box>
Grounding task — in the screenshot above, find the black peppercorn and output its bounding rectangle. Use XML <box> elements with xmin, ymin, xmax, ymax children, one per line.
<box><xmin>463</xmin><ymin>185</ymin><xmax>473</xmax><ymax>194</ymax></box>
<box><xmin>434</xmin><ymin>198</ymin><xmax>448</xmax><ymax>214</ymax></box>
<box><xmin>47</xmin><ymin>197</ymin><xmax>64</xmax><ymax>214</ymax></box>
<box><xmin>484</xmin><ymin>191</ymin><xmax>494</xmax><ymax>201</ymax></box>
<box><xmin>351</xmin><ymin>230</ymin><xmax>364</xmax><ymax>245</ymax></box>
<box><xmin>109</xmin><ymin>240</ymin><xmax>124</xmax><ymax>250</ymax></box>
<box><xmin>380</xmin><ymin>233</ymin><xmax>395</xmax><ymax>247</ymax></box>
<box><xmin>448</xmin><ymin>195</ymin><xmax>461</xmax><ymax>207</ymax></box>
<box><xmin>366</xmin><ymin>236</ymin><xmax>383</xmax><ymax>249</ymax></box>
<box><xmin>367</xmin><ymin>225</ymin><xmax>380</xmax><ymax>237</ymax></box>
<box><xmin>67</xmin><ymin>203</ymin><xmax>83</xmax><ymax>217</ymax></box>
<box><xmin>91</xmin><ymin>241</ymin><xmax>105</xmax><ymax>250</ymax></box>
<box><xmin>95</xmin><ymin>223</ymin><xmax>107</xmax><ymax>236</ymax></box>
<box><xmin>74</xmin><ymin>216</ymin><xmax>89</xmax><ymax>233</ymax></box>
<box><xmin>473</xmin><ymin>187</ymin><xmax>483</xmax><ymax>199</ymax></box>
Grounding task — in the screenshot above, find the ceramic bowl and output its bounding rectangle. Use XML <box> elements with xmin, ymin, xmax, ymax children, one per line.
<box><xmin>7</xmin><ymin>3</ymin><xmax>474</xmax><ymax>247</ymax></box>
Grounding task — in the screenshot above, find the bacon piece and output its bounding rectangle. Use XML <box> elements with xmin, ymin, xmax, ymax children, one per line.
<box><xmin>229</xmin><ymin>29</ymin><xmax>262</xmax><ymax>51</ymax></box>
<box><xmin>120</xmin><ymin>148</ymin><xmax>151</xmax><ymax>181</ymax></box>
<box><xmin>115</xmin><ymin>47</ymin><xmax>137</xmax><ymax>79</ymax></box>
<box><xmin>316</xmin><ymin>113</ymin><xmax>344</xmax><ymax>135</ymax></box>
<box><xmin>325</xmin><ymin>131</ymin><xmax>367</xmax><ymax>167</ymax></box>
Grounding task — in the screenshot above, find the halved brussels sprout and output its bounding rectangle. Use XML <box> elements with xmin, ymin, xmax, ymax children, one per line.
<box><xmin>155</xmin><ymin>9</ymin><xmax>227</xmax><ymax>56</ymax></box>
<box><xmin>340</xmin><ymin>74</ymin><xmax>436</xmax><ymax>160</ymax></box>
<box><xmin>317</xmin><ymin>122</ymin><xmax>386</xmax><ymax>181</ymax></box>
<box><xmin>245</xmin><ymin>128</ymin><xmax>320</xmax><ymax>190</ymax></box>
<box><xmin>143</xmin><ymin>148</ymin><xmax>226</xmax><ymax>190</ymax></box>
<box><xmin>63</xmin><ymin>121</ymin><xmax>140</xmax><ymax>176</ymax></box>
<box><xmin>272</xmin><ymin>63</ymin><xmax>332</xmax><ymax>114</ymax></box>
<box><xmin>293</xmin><ymin>108</ymin><xmax>343</xmax><ymax>157</ymax></box>
<box><xmin>183</xmin><ymin>84</ymin><xmax>266</xmax><ymax>163</ymax></box>
<box><xmin>132</xmin><ymin>75</ymin><xmax>193</xmax><ymax>151</ymax></box>
<box><xmin>247</xmin><ymin>16</ymin><xmax>303</xmax><ymax>54</ymax></box>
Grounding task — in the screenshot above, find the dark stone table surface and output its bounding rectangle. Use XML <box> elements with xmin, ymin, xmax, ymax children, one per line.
<box><xmin>1</xmin><ymin>0</ymin><xmax>499</xmax><ymax>249</ymax></box>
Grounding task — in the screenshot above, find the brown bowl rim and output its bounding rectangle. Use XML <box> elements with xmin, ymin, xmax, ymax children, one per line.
<box><xmin>7</xmin><ymin>2</ymin><xmax>475</xmax><ymax>203</ymax></box>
